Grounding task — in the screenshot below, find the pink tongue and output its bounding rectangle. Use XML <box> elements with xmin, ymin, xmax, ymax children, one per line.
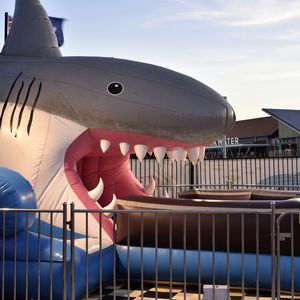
<box><xmin>77</xmin><ymin>154</ymin><xmax>146</xmax><ymax>207</ymax></box>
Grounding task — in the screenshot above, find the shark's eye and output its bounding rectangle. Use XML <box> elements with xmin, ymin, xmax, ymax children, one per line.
<box><xmin>107</xmin><ymin>82</ymin><xmax>123</xmax><ymax>95</ymax></box>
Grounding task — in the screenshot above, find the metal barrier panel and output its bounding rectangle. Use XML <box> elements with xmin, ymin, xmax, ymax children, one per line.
<box><xmin>0</xmin><ymin>206</ymin><xmax>67</xmax><ymax>300</ymax></box>
<box><xmin>72</xmin><ymin>205</ymin><xmax>279</xmax><ymax>300</ymax></box>
<box><xmin>2</xmin><ymin>204</ymin><xmax>299</xmax><ymax>299</ymax></box>
<box><xmin>70</xmin><ymin>208</ymin><xmax>116</xmax><ymax>300</ymax></box>
<box><xmin>131</xmin><ymin>157</ymin><xmax>300</xmax><ymax>196</ymax></box>
<box><xmin>276</xmin><ymin>208</ymin><xmax>300</xmax><ymax>300</ymax></box>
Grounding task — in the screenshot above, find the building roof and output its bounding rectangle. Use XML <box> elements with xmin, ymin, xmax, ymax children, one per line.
<box><xmin>228</xmin><ymin>116</ymin><xmax>278</xmax><ymax>139</ymax></box>
<box><xmin>262</xmin><ymin>108</ymin><xmax>300</xmax><ymax>134</ymax></box>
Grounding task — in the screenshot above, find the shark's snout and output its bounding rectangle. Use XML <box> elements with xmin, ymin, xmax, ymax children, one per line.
<box><xmin>226</xmin><ymin>101</ymin><xmax>236</xmax><ymax>130</ymax></box>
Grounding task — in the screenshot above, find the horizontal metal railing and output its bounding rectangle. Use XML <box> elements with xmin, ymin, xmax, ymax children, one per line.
<box><xmin>156</xmin><ymin>183</ymin><xmax>300</xmax><ymax>189</ymax></box>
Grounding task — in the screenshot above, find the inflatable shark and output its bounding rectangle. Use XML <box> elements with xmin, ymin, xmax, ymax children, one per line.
<box><xmin>0</xmin><ymin>0</ymin><xmax>235</xmax><ymax>240</ymax></box>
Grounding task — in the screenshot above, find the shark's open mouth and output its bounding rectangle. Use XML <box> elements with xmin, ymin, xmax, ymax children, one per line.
<box><xmin>64</xmin><ymin>129</ymin><xmax>204</xmax><ymax>209</ymax></box>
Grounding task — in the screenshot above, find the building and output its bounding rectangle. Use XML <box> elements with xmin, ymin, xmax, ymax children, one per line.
<box><xmin>206</xmin><ymin>109</ymin><xmax>300</xmax><ymax>158</ymax></box>
<box><xmin>263</xmin><ymin>108</ymin><xmax>300</xmax><ymax>157</ymax></box>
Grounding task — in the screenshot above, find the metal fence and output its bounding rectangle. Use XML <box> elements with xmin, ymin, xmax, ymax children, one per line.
<box><xmin>0</xmin><ymin>206</ymin><xmax>67</xmax><ymax>300</ymax></box>
<box><xmin>131</xmin><ymin>156</ymin><xmax>300</xmax><ymax>197</ymax></box>
<box><xmin>276</xmin><ymin>209</ymin><xmax>300</xmax><ymax>300</ymax></box>
<box><xmin>1</xmin><ymin>203</ymin><xmax>300</xmax><ymax>299</ymax></box>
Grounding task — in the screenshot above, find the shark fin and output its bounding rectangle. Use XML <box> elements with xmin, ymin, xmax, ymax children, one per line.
<box><xmin>1</xmin><ymin>0</ymin><xmax>62</xmax><ymax>58</ymax></box>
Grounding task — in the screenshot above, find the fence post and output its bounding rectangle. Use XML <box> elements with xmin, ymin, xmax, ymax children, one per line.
<box><xmin>62</xmin><ymin>203</ymin><xmax>68</xmax><ymax>300</ymax></box>
<box><xmin>276</xmin><ymin>213</ymin><xmax>282</xmax><ymax>300</ymax></box>
<box><xmin>226</xmin><ymin>179</ymin><xmax>232</xmax><ymax>189</ymax></box>
<box><xmin>189</xmin><ymin>160</ymin><xmax>195</xmax><ymax>187</ymax></box>
<box><xmin>70</xmin><ymin>203</ymin><xmax>75</xmax><ymax>300</ymax></box>
<box><xmin>270</xmin><ymin>201</ymin><xmax>276</xmax><ymax>300</ymax></box>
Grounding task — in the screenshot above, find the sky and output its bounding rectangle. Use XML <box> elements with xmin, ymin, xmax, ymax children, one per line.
<box><xmin>1</xmin><ymin>0</ymin><xmax>300</xmax><ymax>120</ymax></box>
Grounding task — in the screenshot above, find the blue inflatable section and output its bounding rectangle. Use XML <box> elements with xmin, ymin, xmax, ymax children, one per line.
<box><xmin>0</xmin><ymin>230</ymin><xmax>114</xmax><ymax>299</ymax></box>
<box><xmin>0</xmin><ymin>167</ymin><xmax>36</xmax><ymax>235</ymax></box>
<box><xmin>117</xmin><ymin>245</ymin><xmax>300</xmax><ymax>292</ymax></box>
<box><xmin>30</xmin><ymin>218</ymin><xmax>87</xmax><ymax>240</ymax></box>
<box><xmin>0</xmin><ymin>167</ymin><xmax>114</xmax><ymax>299</ymax></box>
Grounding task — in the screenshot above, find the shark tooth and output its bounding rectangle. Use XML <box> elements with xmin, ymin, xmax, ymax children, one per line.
<box><xmin>187</xmin><ymin>147</ymin><xmax>200</xmax><ymax>165</ymax></box>
<box><xmin>142</xmin><ymin>177</ymin><xmax>156</xmax><ymax>195</ymax></box>
<box><xmin>199</xmin><ymin>146</ymin><xmax>206</xmax><ymax>162</ymax></box>
<box><xmin>119</xmin><ymin>142</ymin><xmax>130</xmax><ymax>156</ymax></box>
<box><xmin>88</xmin><ymin>177</ymin><xmax>104</xmax><ymax>201</ymax></box>
<box><xmin>134</xmin><ymin>144</ymin><xmax>148</xmax><ymax>162</ymax></box>
<box><xmin>100</xmin><ymin>139</ymin><xmax>111</xmax><ymax>153</ymax></box>
<box><xmin>103</xmin><ymin>194</ymin><xmax>117</xmax><ymax>218</ymax></box>
<box><xmin>153</xmin><ymin>146</ymin><xmax>166</xmax><ymax>164</ymax></box>
<box><xmin>166</xmin><ymin>150</ymin><xmax>175</xmax><ymax>161</ymax></box>
<box><xmin>164</xmin><ymin>189</ymin><xmax>170</xmax><ymax>198</ymax></box>
<box><xmin>172</xmin><ymin>147</ymin><xmax>186</xmax><ymax>162</ymax></box>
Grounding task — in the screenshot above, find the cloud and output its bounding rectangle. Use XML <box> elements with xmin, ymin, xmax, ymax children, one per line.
<box><xmin>270</xmin><ymin>30</ymin><xmax>300</xmax><ymax>41</ymax></box>
<box><xmin>176</xmin><ymin>45</ymin><xmax>300</xmax><ymax>83</ymax></box>
<box><xmin>227</xmin><ymin>1</ymin><xmax>300</xmax><ymax>26</ymax></box>
<box><xmin>148</xmin><ymin>0</ymin><xmax>300</xmax><ymax>27</ymax></box>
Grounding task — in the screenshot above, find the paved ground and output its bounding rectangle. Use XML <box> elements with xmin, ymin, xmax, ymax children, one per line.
<box><xmin>83</xmin><ymin>282</ymin><xmax>296</xmax><ymax>299</ymax></box>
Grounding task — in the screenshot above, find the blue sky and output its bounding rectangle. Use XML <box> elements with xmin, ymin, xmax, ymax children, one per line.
<box><xmin>1</xmin><ymin>0</ymin><xmax>300</xmax><ymax>120</ymax></box>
